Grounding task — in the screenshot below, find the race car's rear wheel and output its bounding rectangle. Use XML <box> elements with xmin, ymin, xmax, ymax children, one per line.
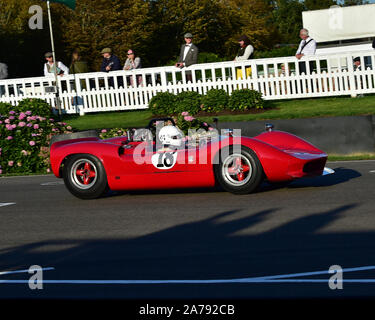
<box><xmin>63</xmin><ymin>154</ymin><xmax>108</xmax><ymax>199</ymax></box>
<box><xmin>214</xmin><ymin>146</ymin><xmax>263</xmax><ymax>194</ymax></box>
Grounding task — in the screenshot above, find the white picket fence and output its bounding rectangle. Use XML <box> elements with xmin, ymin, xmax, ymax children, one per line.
<box><xmin>0</xmin><ymin>50</ymin><xmax>374</xmax><ymax>115</ymax></box>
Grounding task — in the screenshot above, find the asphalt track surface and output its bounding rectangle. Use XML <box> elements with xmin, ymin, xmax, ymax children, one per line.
<box><xmin>0</xmin><ymin>160</ymin><xmax>375</xmax><ymax>299</ymax></box>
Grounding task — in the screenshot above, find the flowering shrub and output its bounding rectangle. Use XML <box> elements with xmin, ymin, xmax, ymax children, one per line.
<box><xmin>0</xmin><ymin>108</ymin><xmax>72</xmax><ymax>175</ymax></box>
<box><xmin>0</xmin><ymin>99</ymin><xmax>52</xmax><ymax>117</ymax></box>
<box><xmin>99</xmin><ymin>128</ymin><xmax>128</xmax><ymax>139</ymax></box>
<box><xmin>175</xmin><ymin>112</ymin><xmax>211</xmax><ymax>135</ymax></box>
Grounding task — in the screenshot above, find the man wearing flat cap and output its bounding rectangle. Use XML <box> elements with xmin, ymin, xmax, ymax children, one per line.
<box><xmin>100</xmin><ymin>47</ymin><xmax>122</xmax><ymax>87</ymax></box>
<box><xmin>100</xmin><ymin>48</ymin><xmax>122</xmax><ymax>73</ymax></box>
<box><xmin>176</xmin><ymin>33</ymin><xmax>199</xmax><ymax>82</ymax></box>
<box><xmin>43</xmin><ymin>52</ymin><xmax>69</xmax><ymax>77</ymax></box>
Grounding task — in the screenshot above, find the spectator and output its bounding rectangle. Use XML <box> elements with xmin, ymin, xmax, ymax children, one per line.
<box><xmin>0</xmin><ymin>62</ymin><xmax>8</xmax><ymax>96</ymax></box>
<box><xmin>353</xmin><ymin>56</ymin><xmax>364</xmax><ymax>96</ymax></box>
<box><xmin>235</xmin><ymin>35</ymin><xmax>254</xmax><ymax>61</ymax></box>
<box><xmin>234</xmin><ymin>35</ymin><xmax>254</xmax><ymax>79</ymax></box>
<box><xmin>353</xmin><ymin>57</ymin><xmax>361</xmax><ymax>71</ymax></box>
<box><xmin>100</xmin><ymin>47</ymin><xmax>122</xmax><ymax>87</ymax></box>
<box><xmin>123</xmin><ymin>49</ymin><xmax>142</xmax><ymax>86</ymax></box>
<box><xmin>69</xmin><ymin>49</ymin><xmax>89</xmax><ymax>105</ymax></box>
<box><xmin>69</xmin><ymin>49</ymin><xmax>89</xmax><ymax>75</ymax></box>
<box><xmin>176</xmin><ymin>33</ymin><xmax>198</xmax><ymax>82</ymax></box>
<box><xmin>44</xmin><ymin>52</ymin><xmax>69</xmax><ymax>77</ymax></box>
<box><xmin>295</xmin><ymin>28</ymin><xmax>316</xmax><ymax>75</ymax></box>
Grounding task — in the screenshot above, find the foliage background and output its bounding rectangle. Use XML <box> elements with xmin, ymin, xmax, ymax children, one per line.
<box><xmin>0</xmin><ymin>0</ymin><xmax>368</xmax><ymax>79</ymax></box>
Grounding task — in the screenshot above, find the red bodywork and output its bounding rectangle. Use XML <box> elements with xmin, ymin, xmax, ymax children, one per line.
<box><xmin>50</xmin><ymin>131</ymin><xmax>327</xmax><ymax>191</ymax></box>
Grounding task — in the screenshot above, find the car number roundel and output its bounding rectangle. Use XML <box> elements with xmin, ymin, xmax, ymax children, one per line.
<box><xmin>151</xmin><ymin>152</ymin><xmax>178</xmax><ymax>170</ymax></box>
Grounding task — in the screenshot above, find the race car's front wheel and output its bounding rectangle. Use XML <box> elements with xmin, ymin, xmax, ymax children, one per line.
<box><xmin>63</xmin><ymin>154</ymin><xmax>108</xmax><ymax>199</ymax></box>
<box><xmin>214</xmin><ymin>146</ymin><xmax>263</xmax><ymax>195</ymax></box>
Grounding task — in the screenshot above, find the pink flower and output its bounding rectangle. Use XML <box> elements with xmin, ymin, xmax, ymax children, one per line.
<box><xmin>8</xmin><ymin>161</ymin><xmax>14</xmax><ymax>167</ymax></box>
<box><xmin>25</xmin><ymin>111</ymin><xmax>32</xmax><ymax>115</ymax></box>
<box><xmin>46</xmin><ymin>168</ymin><xmax>51</xmax><ymax>173</ymax></box>
<box><xmin>0</xmin><ymin>121</ymin><xmax>2</xmax><ymax>124</ymax></box>
<box><xmin>27</xmin><ymin>123</ymin><xmax>33</xmax><ymax>127</ymax></box>
<box><xmin>29</xmin><ymin>141</ymin><xmax>36</xmax><ymax>146</ymax></box>
<box><xmin>0</xmin><ymin>169</ymin><xmax>2</xmax><ymax>175</ymax></box>
<box><xmin>6</xmin><ymin>136</ymin><xmax>13</xmax><ymax>140</ymax></box>
<box><xmin>67</xmin><ymin>126</ymin><xmax>72</xmax><ymax>130</ymax></box>
<box><xmin>9</xmin><ymin>116</ymin><xmax>15</xmax><ymax>120</ymax></box>
<box><xmin>33</xmin><ymin>124</ymin><xmax>39</xmax><ymax>129</ymax></box>
<box><xmin>9</xmin><ymin>111</ymin><xmax>15</xmax><ymax>115</ymax></box>
<box><xmin>181</xmin><ymin>112</ymin><xmax>189</xmax><ymax>116</ymax></box>
<box><xmin>203</xmin><ymin>122</ymin><xmax>208</xmax><ymax>126</ymax></box>
<box><xmin>4</xmin><ymin>119</ymin><xmax>10</xmax><ymax>124</ymax></box>
<box><xmin>18</xmin><ymin>122</ymin><xmax>26</xmax><ymax>127</ymax></box>
<box><xmin>101</xmin><ymin>129</ymin><xmax>107</xmax><ymax>133</ymax></box>
<box><xmin>184</xmin><ymin>116</ymin><xmax>195</xmax><ymax>122</ymax></box>
<box><xmin>6</xmin><ymin>124</ymin><xmax>13</xmax><ymax>131</ymax></box>
<box><xmin>49</xmin><ymin>118</ymin><xmax>55</xmax><ymax>122</ymax></box>
<box><xmin>21</xmin><ymin>150</ymin><xmax>28</xmax><ymax>156</ymax></box>
<box><xmin>19</xmin><ymin>113</ymin><xmax>26</xmax><ymax>120</ymax></box>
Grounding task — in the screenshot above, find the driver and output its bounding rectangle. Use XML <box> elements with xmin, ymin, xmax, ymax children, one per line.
<box><xmin>158</xmin><ymin>125</ymin><xmax>184</xmax><ymax>151</ymax></box>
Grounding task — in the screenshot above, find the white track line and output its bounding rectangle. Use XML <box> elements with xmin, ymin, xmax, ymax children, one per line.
<box><xmin>0</xmin><ymin>267</ymin><xmax>54</xmax><ymax>276</ymax></box>
<box><xmin>0</xmin><ymin>203</ymin><xmax>16</xmax><ymax>208</ymax></box>
<box><xmin>1</xmin><ymin>266</ymin><xmax>374</xmax><ymax>285</ymax></box>
<box><xmin>40</xmin><ymin>181</ymin><xmax>64</xmax><ymax>186</ymax></box>
<box><xmin>1</xmin><ymin>279</ymin><xmax>375</xmax><ymax>284</ymax></box>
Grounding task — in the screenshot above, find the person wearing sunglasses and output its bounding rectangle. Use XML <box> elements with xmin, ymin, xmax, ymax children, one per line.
<box><xmin>124</xmin><ymin>49</ymin><xmax>142</xmax><ymax>86</ymax></box>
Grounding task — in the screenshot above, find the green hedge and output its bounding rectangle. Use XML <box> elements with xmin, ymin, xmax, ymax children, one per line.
<box><xmin>201</xmin><ymin>89</ymin><xmax>228</xmax><ymax>113</ymax></box>
<box><xmin>228</xmin><ymin>89</ymin><xmax>264</xmax><ymax>111</ymax></box>
<box><xmin>149</xmin><ymin>88</ymin><xmax>264</xmax><ymax>115</ymax></box>
<box><xmin>148</xmin><ymin>92</ymin><xmax>177</xmax><ymax>116</ymax></box>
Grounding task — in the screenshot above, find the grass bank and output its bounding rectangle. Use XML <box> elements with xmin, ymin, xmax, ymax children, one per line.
<box><xmin>63</xmin><ymin>95</ymin><xmax>375</xmax><ymax>131</ymax></box>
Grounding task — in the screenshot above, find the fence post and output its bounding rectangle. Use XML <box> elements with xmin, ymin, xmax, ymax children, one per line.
<box><xmin>74</xmin><ymin>74</ymin><xmax>85</xmax><ymax>116</ymax></box>
<box><xmin>347</xmin><ymin>54</ymin><xmax>357</xmax><ymax>98</ymax></box>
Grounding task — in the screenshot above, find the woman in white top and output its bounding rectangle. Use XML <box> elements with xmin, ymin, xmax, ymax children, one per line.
<box><xmin>123</xmin><ymin>49</ymin><xmax>142</xmax><ymax>86</ymax></box>
<box><xmin>234</xmin><ymin>35</ymin><xmax>254</xmax><ymax>79</ymax></box>
<box><xmin>234</xmin><ymin>35</ymin><xmax>254</xmax><ymax>61</ymax></box>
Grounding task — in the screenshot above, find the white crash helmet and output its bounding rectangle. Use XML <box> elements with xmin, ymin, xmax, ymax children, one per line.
<box><xmin>158</xmin><ymin>125</ymin><xmax>184</xmax><ymax>147</ymax></box>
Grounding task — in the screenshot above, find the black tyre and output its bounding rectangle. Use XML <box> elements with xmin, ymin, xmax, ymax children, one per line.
<box><xmin>214</xmin><ymin>146</ymin><xmax>263</xmax><ymax>195</ymax></box>
<box><xmin>63</xmin><ymin>154</ymin><xmax>109</xmax><ymax>199</ymax></box>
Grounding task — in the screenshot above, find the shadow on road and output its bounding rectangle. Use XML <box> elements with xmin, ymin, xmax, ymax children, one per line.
<box><xmin>2</xmin><ymin>202</ymin><xmax>375</xmax><ymax>298</ymax></box>
<box><xmin>104</xmin><ymin>167</ymin><xmax>361</xmax><ymax>198</ymax></box>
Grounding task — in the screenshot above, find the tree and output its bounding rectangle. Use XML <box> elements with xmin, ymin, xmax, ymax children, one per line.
<box><xmin>59</xmin><ymin>0</ymin><xmax>154</xmax><ymax>70</ymax></box>
<box><xmin>303</xmin><ymin>0</ymin><xmax>338</xmax><ymax>10</ymax></box>
<box><xmin>273</xmin><ymin>0</ymin><xmax>305</xmax><ymax>44</ymax></box>
<box><xmin>341</xmin><ymin>0</ymin><xmax>369</xmax><ymax>6</ymax></box>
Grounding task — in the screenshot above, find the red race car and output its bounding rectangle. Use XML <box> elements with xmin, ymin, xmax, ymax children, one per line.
<box><xmin>50</xmin><ymin>118</ymin><xmax>328</xmax><ymax>199</ymax></box>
